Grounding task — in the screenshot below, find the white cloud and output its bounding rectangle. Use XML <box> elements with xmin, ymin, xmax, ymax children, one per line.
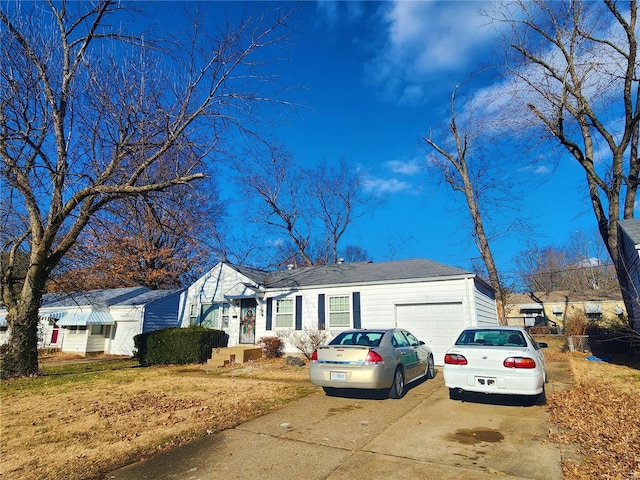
<box><xmin>362</xmin><ymin>176</ymin><xmax>412</xmax><ymax>194</ymax></box>
<box><xmin>364</xmin><ymin>1</ymin><xmax>495</xmax><ymax>104</ymax></box>
<box><xmin>385</xmin><ymin>159</ymin><xmax>422</xmax><ymax>175</ymax></box>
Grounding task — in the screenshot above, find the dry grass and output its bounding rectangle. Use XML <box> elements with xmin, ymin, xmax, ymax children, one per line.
<box><xmin>545</xmin><ymin>352</ymin><xmax>640</xmax><ymax>479</ymax></box>
<box><xmin>0</xmin><ymin>357</ymin><xmax>314</xmax><ymax>480</ymax></box>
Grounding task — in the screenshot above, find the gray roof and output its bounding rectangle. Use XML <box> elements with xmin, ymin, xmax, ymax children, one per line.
<box><xmin>230</xmin><ymin>259</ymin><xmax>473</xmax><ymax>289</ymax></box>
<box><xmin>41</xmin><ymin>286</ymin><xmax>151</xmax><ymax>309</ymax></box>
<box><xmin>109</xmin><ymin>289</ymin><xmax>182</xmax><ymax>306</ymax></box>
<box><xmin>619</xmin><ymin>219</ymin><xmax>640</xmax><ymax>244</ymax></box>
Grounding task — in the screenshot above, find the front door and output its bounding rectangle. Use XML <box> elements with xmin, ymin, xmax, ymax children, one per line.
<box><xmin>239</xmin><ymin>299</ymin><xmax>257</xmax><ymax>344</ymax></box>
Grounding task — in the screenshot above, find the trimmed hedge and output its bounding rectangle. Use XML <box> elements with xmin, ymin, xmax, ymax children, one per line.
<box><xmin>134</xmin><ymin>327</ymin><xmax>229</xmax><ymax>366</ymax></box>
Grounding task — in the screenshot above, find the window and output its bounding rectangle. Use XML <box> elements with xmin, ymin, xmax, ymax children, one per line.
<box><xmin>201</xmin><ymin>304</ymin><xmax>219</xmax><ymax>329</ymax></box>
<box><xmin>221</xmin><ymin>303</ymin><xmax>230</xmax><ymax>329</ymax></box>
<box><xmin>328</xmin><ymin>295</ymin><xmax>350</xmax><ymax>327</ymax></box>
<box><xmin>90</xmin><ymin>325</ymin><xmax>104</xmax><ymax>335</ymax></box>
<box><xmin>392</xmin><ymin>331</ymin><xmax>410</xmax><ymax>347</ymax></box>
<box><xmin>201</xmin><ymin>303</ymin><xmax>231</xmax><ymax>329</ymax></box>
<box><xmin>275</xmin><ymin>299</ymin><xmax>294</xmax><ymax>328</ymax></box>
<box><xmin>68</xmin><ymin>326</ymin><xmax>87</xmax><ymax>335</ymax></box>
<box><xmin>189</xmin><ymin>304</ymin><xmax>199</xmax><ymax>326</ymax></box>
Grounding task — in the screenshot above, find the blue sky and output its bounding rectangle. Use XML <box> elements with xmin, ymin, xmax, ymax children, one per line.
<box><xmin>152</xmin><ymin>1</ymin><xmax>612</xmax><ymax>282</ymax></box>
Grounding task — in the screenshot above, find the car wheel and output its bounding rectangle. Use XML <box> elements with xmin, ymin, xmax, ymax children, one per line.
<box><xmin>389</xmin><ymin>367</ymin><xmax>405</xmax><ymax>399</ymax></box>
<box><xmin>426</xmin><ymin>355</ymin><xmax>435</xmax><ymax>379</ymax></box>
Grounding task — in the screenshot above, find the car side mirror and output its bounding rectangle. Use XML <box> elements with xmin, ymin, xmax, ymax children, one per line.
<box><xmin>539</xmin><ymin>342</ymin><xmax>548</xmax><ymax>348</ymax></box>
<box><xmin>419</xmin><ymin>340</ymin><xmax>425</xmax><ymax>345</ymax></box>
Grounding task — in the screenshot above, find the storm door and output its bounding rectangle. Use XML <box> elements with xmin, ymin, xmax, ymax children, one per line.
<box><xmin>239</xmin><ymin>298</ymin><xmax>257</xmax><ymax>344</ymax></box>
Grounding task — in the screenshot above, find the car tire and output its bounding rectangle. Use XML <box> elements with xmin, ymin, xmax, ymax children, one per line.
<box><xmin>426</xmin><ymin>355</ymin><xmax>435</xmax><ymax>379</ymax></box>
<box><xmin>389</xmin><ymin>367</ymin><xmax>405</xmax><ymax>399</ymax></box>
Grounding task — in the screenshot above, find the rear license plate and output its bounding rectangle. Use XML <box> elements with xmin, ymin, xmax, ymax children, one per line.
<box><xmin>475</xmin><ymin>376</ymin><xmax>497</xmax><ymax>388</ymax></box>
<box><xmin>330</xmin><ymin>371</ymin><xmax>347</xmax><ymax>382</ymax></box>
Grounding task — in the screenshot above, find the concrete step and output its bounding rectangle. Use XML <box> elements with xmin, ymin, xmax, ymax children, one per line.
<box><xmin>205</xmin><ymin>346</ymin><xmax>262</xmax><ymax>369</ymax></box>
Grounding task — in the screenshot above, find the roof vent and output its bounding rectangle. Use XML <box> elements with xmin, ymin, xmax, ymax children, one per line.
<box><xmin>287</xmin><ymin>264</ymin><xmax>295</xmax><ymax>270</ymax></box>
<box><xmin>337</xmin><ymin>258</ymin><xmax>345</xmax><ymax>264</ymax></box>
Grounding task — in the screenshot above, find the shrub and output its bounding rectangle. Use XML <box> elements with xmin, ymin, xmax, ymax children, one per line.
<box><xmin>134</xmin><ymin>327</ymin><xmax>228</xmax><ymax>366</ymax></box>
<box><xmin>257</xmin><ymin>336</ymin><xmax>284</xmax><ymax>359</ymax></box>
<box><xmin>564</xmin><ymin>310</ymin><xmax>589</xmax><ymax>337</ymax></box>
<box><xmin>288</xmin><ymin>328</ymin><xmax>329</xmax><ymax>360</ymax></box>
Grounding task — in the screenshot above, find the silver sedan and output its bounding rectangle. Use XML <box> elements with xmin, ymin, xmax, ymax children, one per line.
<box><xmin>309</xmin><ymin>328</ymin><xmax>435</xmax><ymax>399</ymax></box>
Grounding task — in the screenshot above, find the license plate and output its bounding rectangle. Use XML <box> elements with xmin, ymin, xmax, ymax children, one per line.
<box><xmin>475</xmin><ymin>376</ymin><xmax>497</xmax><ymax>388</ymax></box>
<box><xmin>330</xmin><ymin>371</ymin><xmax>347</xmax><ymax>382</ymax></box>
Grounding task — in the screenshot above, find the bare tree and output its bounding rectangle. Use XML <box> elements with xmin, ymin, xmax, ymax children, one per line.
<box><xmin>424</xmin><ymin>87</ymin><xmax>521</xmax><ymax>323</ymax></box>
<box><xmin>0</xmin><ymin>1</ymin><xmax>295</xmax><ymax>378</ymax></box>
<box><xmin>491</xmin><ymin>0</ymin><xmax>639</xmax><ymax>326</ymax></box>
<box><xmin>514</xmin><ymin>230</ymin><xmax>621</xmax><ymax>295</ymax></box>
<box><xmin>235</xmin><ymin>148</ymin><xmax>370</xmax><ymax>267</ymax></box>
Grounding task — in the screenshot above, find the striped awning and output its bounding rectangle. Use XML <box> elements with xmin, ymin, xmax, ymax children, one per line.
<box><xmin>57</xmin><ymin>311</ymin><xmax>115</xmax><ymax>327</ymax></box>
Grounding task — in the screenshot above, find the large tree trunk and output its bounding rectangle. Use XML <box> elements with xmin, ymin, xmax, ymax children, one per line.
<box><xmin>1</xmin><ymin>269</ymin><xmax>47</xmax><ymax>378</ymax></box>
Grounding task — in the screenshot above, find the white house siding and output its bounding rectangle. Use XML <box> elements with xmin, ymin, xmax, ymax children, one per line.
<box><xmin>109</xmin><ymin>307</ymin><xmax>145</xmax><ymax>356</ymax></box>
<box><xmin>87</xmin><ymin>328</ymin><xmax>108</xmax><ymax>353</ymax></box>
<box><xmin>472</xmin><ymin>278</ymin><xmax>499</xmax><ymax>326</ymax></box>
<box><xmin>61</xmin><ymin>328</ymin><xmax>89</xmax><ymax>354</ymax></box>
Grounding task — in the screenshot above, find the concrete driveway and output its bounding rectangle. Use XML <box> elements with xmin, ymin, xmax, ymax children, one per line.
<box><xmin>107</xmin><ymin>361</ymin><xmax>572</xmax><ymax>480</ymax></box>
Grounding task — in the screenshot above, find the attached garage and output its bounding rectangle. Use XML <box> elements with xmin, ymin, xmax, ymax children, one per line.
<box><xmin>396</xmin><ymin>302</ymin><xmax>465</xmax><ymax>365</ymax></box>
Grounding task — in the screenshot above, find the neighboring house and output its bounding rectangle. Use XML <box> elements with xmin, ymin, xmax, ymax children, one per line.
<box><xmin>505</xmin><ymin>291</ymin><xmax>626</xmax><ymax>330</ymax></box>
<box><xmin>1</xmin><ymin>287</ymin><xmax>182</xmax><ymax>356</ymax></box>
<box><xmin>618</xmin><ymin>219</ymin><xmax>640</xmax><ymax>333</ymax></box>
<box><xmin>178</xmin><ymin>259</ymin><xmax>498</xmax><ymax>365</ymax></box>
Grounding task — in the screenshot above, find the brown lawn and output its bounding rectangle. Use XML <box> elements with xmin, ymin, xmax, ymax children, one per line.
<box><xmin>545</xmin><ymin>351</ymin><xmax>640</xmax><ymax>479</ymax></box>
<box><xmin>0</xmin><ymin>357</ymin><xmax>315</xmax><ymax>480</ymax></box>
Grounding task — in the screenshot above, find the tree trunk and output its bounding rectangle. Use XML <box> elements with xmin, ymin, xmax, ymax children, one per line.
<box><xmin>1</xmin><ymin>291</ymin><xmax>43</xmax><ymax>378</ymax></box>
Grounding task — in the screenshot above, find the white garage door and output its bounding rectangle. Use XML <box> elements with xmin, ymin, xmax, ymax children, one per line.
<box><xmin>396</xmin><ymin>303</ymin><xmax>464</xmax><ymax>365</ymax></box>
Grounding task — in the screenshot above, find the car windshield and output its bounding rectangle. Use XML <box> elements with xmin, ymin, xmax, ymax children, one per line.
<box><xmin>455</xmin><ymin>329</ymin><xmax>526</xmax><ymax>347</ymax></box>
<box><xmin>329</xmin><ymin>331</ymin><xmax>384</xmax><ymax>347</ymax></box>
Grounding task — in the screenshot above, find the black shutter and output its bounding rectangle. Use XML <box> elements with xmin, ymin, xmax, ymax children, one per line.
<box><xmin>266</xmin><ymin>298</ymin><xmax>273</xmax><ymax>330</ymax></box>
<box><xmin>318</xmin><ymin>294</ymin><xmax>325</xmax><ymax>330</ymax></box>
<box><xmin>295</xmin><ymin>295</ymin><xmax>302</xmax><ymax>330</ymax></box>
<box><xmin>353</xmin><ymin>291</ymin><xmax>361</xmax><ymax>329</ymax></box>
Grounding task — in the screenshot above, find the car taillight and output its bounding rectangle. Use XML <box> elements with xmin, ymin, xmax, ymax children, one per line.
<box><xmin>364</xmin><ymin>349</ymin><xmax>384</xmax><ymax>364</ymax></box>
<box><xmin>503</xmin><ymin>357</ymin><xmax>536</xmax><ymax>369</ymax></box>
<box><xmin>311</xmin><ymin>350</ymin><xmax>318</xmax><ymax>362</ymax></box>
<box><xmin>444</xmin><ymin>353</ymin><xmax>468</xmax><ymax>365</ymax></box>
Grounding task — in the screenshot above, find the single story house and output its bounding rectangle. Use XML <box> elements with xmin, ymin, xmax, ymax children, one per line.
<box><xmin>178</xmin><ymin>259</ymin><xmax>498</xmax><ymax>364</ymax></box>
<box><xmin>505</xmin><ymin>291</ymin><xmax>626</xmax><ymax>330</ymax></box>
<box><xmin>618</xmin><ymin>219</ymin><xmax>640</xmax><ymax>333</ymax></box>
<box><xmin>1</xmin><ymin>286</ymin><xmax>182</xmax><ymax>356</ymax></box>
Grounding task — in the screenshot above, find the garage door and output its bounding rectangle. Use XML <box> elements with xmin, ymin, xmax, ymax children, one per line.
<box><xmin>396</xmin><ymin>303</ymin><xmax>464</xmax><ymax>365</ymax></box>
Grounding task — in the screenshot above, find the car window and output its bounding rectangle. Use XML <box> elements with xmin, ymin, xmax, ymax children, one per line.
<box><xmin>329</xmin><ymin>331</ymin><xmax>384</xmax><ymax>346</ymax></box>
<box><xmin>392</xmin><ymin>331</ymin><xmax>410</xmax><ymax>347</ymax></box>
<box><xmin>403</xmin><ymin>331</ymin><xmax>420</xmax><ymax>347</ymax></box>
<box><xmin>455</xmin><ymin>330</ymin><xmax>526</xmax><ymax>347</ymax></box>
